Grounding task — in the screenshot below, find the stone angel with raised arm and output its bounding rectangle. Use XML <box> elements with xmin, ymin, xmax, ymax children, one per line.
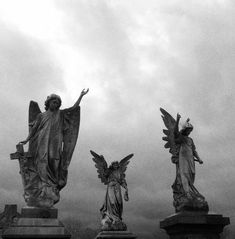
<box><xmin>160</xmin><ymin>108</ymin><xmax>209</xmax><ymax>213</ymax></box>
<box><xmin>90</xmin><ymin>150</ymin><xmax>133</xmax><ymax>231</ymax></box>
<box><xmin>14</xmin><ymin>89</ymin><xmax>89</xmax><ymax>208</ymax></box>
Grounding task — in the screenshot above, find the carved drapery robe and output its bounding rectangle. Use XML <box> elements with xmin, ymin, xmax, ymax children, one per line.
<box><xmin>173</xmin><ymin>134</ymin><xmax>205</xmax><ymax>211</ymax></box>
<box><xmin>24</xmin><ymin>105</ymin><xmax>80</xmax><ymax>208</ymax></box>
<box><xmin>100</xmin><ymin>170</ymin><xmax>127</xmax><ymax>230</ymax></box>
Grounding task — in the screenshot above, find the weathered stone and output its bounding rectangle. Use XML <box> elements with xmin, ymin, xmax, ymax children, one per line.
<box><xmin>160</xmin><ymin>212</ymin><xmax>230</xmax><ymax>239</ymax></box>
<box><xmin>160</xmin><ymin>108</ymin><xmax>208</xmax><ymax>213</ymax></box>
<box><xmin>91</xmin><ymin>150</ymin><xmax>133</xmax><ymax>231</ymax></box>
<box><xmin>0</xmin><ymin>205</ymin><xmax>20</xmax><ymax>229</ymax></box>
<box><xmin>12</xmin><ymin>89</ymin><xmax>88</xmax><ymax>208</ymax></box>
<box><xmin>2</xmin><ymin>207</ymin><xmax>70</xmax><ymax>239</ymax></box>
<box><xmin>21</xmin><ymin>207</ymin><xmax>58</xmax><ymax>218</ymax></box>
<box><xmin>96</xmin><ymin>230</ymin><xmax>137</xmax><ymax>239</ymax></box>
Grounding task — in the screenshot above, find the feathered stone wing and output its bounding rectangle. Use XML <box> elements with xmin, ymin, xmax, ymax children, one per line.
<box><xmin>90</xmin><ymin>150</ymin><xmax>109</xmax><ymax>185</ymax></box>
<box><xmin>28</xmin><ymin>101</ymin><xmax>41</xmax><ymax>154</ymax></box>
<box><xmin>160</xmin><ymin>108</ymin><xmax>180</xmax><ymax>163</ymax></box>
<box><xmin>119</xmin><ymin>154</ymin><xmax>134</xmax><ymax>179</ymax></box>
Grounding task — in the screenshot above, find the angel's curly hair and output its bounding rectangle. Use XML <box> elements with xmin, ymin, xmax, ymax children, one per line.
<box><xmin>44</xmin><ymin>94</ymin><xmax>62</xmax><ymax>110</ymax></box>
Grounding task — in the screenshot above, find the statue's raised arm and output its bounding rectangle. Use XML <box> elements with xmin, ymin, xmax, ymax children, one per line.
<box><xmin>71</xmin><ymin>88</ymin><xmax>89</xmax><ymax>110</ymax></box>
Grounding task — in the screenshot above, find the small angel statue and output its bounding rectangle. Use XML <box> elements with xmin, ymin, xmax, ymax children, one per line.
<box><xmin>90</xmin><ymin>150</ymin><xmax>134</xmax><ymax>231</ymax></box>
<box><xmin>160</xmin><ymin>108</ymin><xmax>209</xmax><ymax>213</ymax></box>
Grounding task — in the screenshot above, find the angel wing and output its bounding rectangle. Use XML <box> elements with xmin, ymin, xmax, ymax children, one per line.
<box><xmin>90</xmin><ymin>150</ymin><xmax>109</xmax><ymax>185</ymax></box>
<box><xmin>119</xmin><ymin>153</ymin><xmax>134</xmax><ymax>179</ymax></box>
<box><xmin>160</xmin><ymin>108</ymin><xmax>180</xmax><ymax>163</ymax></box>
<box><xmin>28</xmin><ymin>101</ymin><xmax>41</xmax><ymax>129</ymax></box>
<box><xmin>28</xmin><ymin>101</ymin><xmax>41</xmax><ymax>153</ymax></box>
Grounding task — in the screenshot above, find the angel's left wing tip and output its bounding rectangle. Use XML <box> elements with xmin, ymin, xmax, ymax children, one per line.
<box><xmin>126</xmin><ymin>153</ymin><xmax>134</xmax><ymax>160</ymax></box>
<box><xmin>160</xmin><ymin>107</ymin><xmax>166</xmax><ymax>113</ymax></box>
<box><xmin>90</xmin><ymin>150</ymin><xmax>98</xmax><ymax>156</ymax></box>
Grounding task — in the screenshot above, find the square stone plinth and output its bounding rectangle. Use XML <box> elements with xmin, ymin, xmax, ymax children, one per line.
<box><xmin>2</xmin><ymin>207</ymin><xmax>71</xmax><ymax>239</ymax></box>
<box><xmin>160</xmin><ymin>212</ymin><xmax>230</xmax><ymax>239</ymax></box>
<box><xmin>21</xmin><ymin>207</ymin><xmax>58</xmax><ymax>218</ymax></box>
<box><xmin>96</xmin><ymin>231</ymin><xmax>137</xmax><ymax>239</ymax></box>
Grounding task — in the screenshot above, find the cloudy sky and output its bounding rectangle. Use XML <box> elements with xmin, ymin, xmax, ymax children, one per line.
<box><xmin>0</xmin><ymin>0</ymin><xmax>235</xmax><ymax>238</ymax></box>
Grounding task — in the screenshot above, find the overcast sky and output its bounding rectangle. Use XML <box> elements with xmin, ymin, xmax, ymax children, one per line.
<box><xmin>0</xmin><ymin>0</ymin><xmax>235</xmax><ymax>238</ymax></box>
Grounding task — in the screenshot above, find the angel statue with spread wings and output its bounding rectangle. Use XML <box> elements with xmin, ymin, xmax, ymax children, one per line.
<box><xmin>15</xmin><ymin>89</ymin><xmax>89</xmax><ymax>208</ymax></box>
<box><xmin>160</xmin><ymin>108</ymin><xmax>209</xmax><ymax>213</ymax></box>
<box><xmin>90</xmin><ymin>150</ymin><xmax>133</xmax><ymax>231</ymax></box>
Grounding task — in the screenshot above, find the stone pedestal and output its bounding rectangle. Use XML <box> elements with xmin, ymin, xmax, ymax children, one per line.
<box><xmin>2</xmin><ymin>207</ymin><xmax>71</xmax><ymax>239</ymax></box>
<box><xmin>95</xmin><ymin>231</ymin><xmax>137</xmax><ymax>239</ymax></box>
<box><xmin>160</xmin><ymin>212</ymin><xmax>230</xmax><ymax>239</ymax></box>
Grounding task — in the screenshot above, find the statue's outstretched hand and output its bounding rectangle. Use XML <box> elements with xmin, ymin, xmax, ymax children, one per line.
<box><xmin>81</xmin><ymin>88</ymin><xmax>89</xmax><ymax>97</ymax></box>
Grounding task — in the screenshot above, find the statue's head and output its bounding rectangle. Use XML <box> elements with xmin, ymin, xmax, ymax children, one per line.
<box><xmin>181</xmin><ymin>118</ymin><xmax>193</xmax><ymax>136</ymax></box>
<box><xmin>45</xmin><ymin>94</ymin><xmax>62</xmax><ymax>111</ymax></box>
<box><xmin>110</xmin><ymin>161</ymin><xmax>119</xmax><ymax>170</ymax></box>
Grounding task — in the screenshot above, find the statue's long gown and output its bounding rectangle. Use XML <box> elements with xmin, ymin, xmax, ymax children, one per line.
<box><xmin>24</xmin><ymin>105</ymin><xmax>80</xmax><ymax>207</ymax></box>
<box><xmin>100</xmin><ymin>170</ymin><xmax>126</xmax><ymax>224</ymax></box>
<box><xmin>173</xmin><ymin>134</ymin><xmax>205</xmax><ymax>209</ymax></box>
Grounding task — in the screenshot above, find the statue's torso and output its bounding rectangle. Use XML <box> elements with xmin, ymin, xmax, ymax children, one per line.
<box><xmin>108</xmin><ymin>170</ymin><xmax>121</xmax><ymax>187</ymax></box>
<box><xmin>32</xmin><ymin>110</ymin><xmax>64</xmax><ymax>160</ymax></box>
<box><xmin>179</xmin><ymin>135</ymin><xmax>195</xmax><ymax>174</ymax></box>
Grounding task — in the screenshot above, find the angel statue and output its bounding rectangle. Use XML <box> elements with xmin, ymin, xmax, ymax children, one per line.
<box><xmin>160</xmin><ymin>108</ymin><xmax>209</xmax><ymax>213</ymax></box>
<box><xmin>90</xmin><ymin>150</ymin><xmax>133</xmax><ymax>231</ymax></box>
<box><xmin>12</xmin><ymin>89</ymin><xmax>89</xmax><ymax>208</ymax></box>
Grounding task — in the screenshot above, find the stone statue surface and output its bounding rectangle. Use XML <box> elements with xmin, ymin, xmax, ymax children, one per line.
<box><xmin>160</xmin><ymin>108</ymin><xmax>209</xmax><ymax>213</ymax></box>
<box><xmin>90</xmin><ymin>150</ymin><xmax>133</xmax><ymax>231</ymax></box>
<box><xmin>11</xmin><ymin>89</ymin><xmax>89</xmax><ymax>208</ymax></box>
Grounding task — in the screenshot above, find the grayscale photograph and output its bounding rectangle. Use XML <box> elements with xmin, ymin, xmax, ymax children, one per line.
<box><xmin>0</xmin><ymin>1</ymin><xmax>234</xmax><ymax>239</ymax></box>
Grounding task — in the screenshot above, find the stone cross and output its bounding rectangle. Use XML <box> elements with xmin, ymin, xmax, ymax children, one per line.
<box><xmin>10</xmin><ymin>144</ymin><xmax>32</xmax><ymax>189</ymax></box>
<box><xmin>10</xmin><ymin>144</ymin><xmax>29</xmax><ymax>160</ymax></box>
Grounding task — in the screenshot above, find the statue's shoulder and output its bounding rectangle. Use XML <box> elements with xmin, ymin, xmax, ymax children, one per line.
<box><xmin>40</xmin><ymin>111</ymin><xmax>49</xmax><ymax>118</ymax></box>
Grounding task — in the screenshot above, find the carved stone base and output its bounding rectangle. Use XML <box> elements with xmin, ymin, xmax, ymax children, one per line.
<box><xmin>160</xmin><ymin>212</ymin><xmax>230</xmax><ymax>239</ymax></box>
<box><xmin>21</xmin><ymin>207</ymin><xmax>58</xmax><ymax>218</ymax></box>
<box><xmin>0</xmin><ymin>205</ymin><xmax>20</xmax><ymax>229</ymax></box>
<box><xmin>2</xmin><ymin>207</ymin><xmax>70</xmax><ymax>239</ymax></box>
<box><xmin>95</xmin><ymin>231</ymin><xmax>137</xmax><ymax>239</ymax></box>
<box><xmin>174</xmin><ymin>196</ymin><xmax>209</xmax><ymax>213</ymax></box>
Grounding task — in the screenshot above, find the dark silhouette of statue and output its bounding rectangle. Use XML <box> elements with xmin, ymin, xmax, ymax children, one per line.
<box><xmin>11</xmin><ymin>89</ymin><xmax>89</xmax><ymax>208</ymax></box>
<box><xmin>160</xmin><ymin>108</ymin><xmax>208</xmax><ymax>212</ymax></box>
<box><xmin>90</xmin><ymin>150</ymin><xmax>133</xmax><ymax>231</ymax></box>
